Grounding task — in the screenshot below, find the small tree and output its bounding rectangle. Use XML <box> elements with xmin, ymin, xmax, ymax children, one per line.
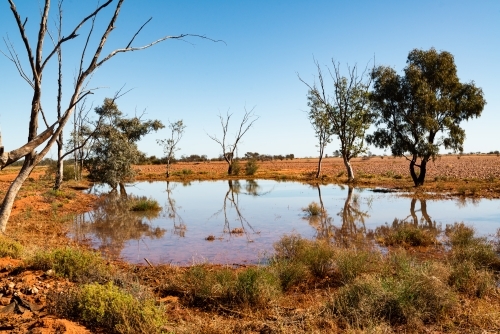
<box><xmin>208</xmin><ymin>108</ymin><xmax>258</xmax><ymax>175</ymax></box>
<box><xmin>85</xmin><ymin>98</ymin><xmax>163</xmax><ymax>193</ymax></box>
<box><xmin>367</xmin><ymin>48</ymin><xmax>486</xmax><ymax>186</ymax></box>
<box><xmin>300</xmin><ymin>59</ymin><xmax>373</xmax><ymax>181</ymax></box>
<box><xmin>307</xmin><ymin>90</ymin><xmax>334</xmax><ymax>178</ymax></box>
<box><xmin>157</xmin><ymin>120</ymin><xmax>186</xmax><ymax>177</ymax></box>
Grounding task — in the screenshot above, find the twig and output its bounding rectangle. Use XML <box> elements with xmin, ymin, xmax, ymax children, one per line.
<box><xmin>144</xmin><ymin>258</ymin><xmax>154</xmax><ymax>268</ymax></box>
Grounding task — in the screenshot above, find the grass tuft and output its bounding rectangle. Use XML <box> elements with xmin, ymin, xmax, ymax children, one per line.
<box><xmin>302</xmin><ymin>202</ymin><xmax>324</xmax><ymax>216</ymax></box>
<box><xmin>129</xmin><ymin>196</ymin><xmax>161</xmax><ymax>212</ymax></box>
<box><xmin>375</xmin><ymin>220</ymin><xmax>438</xmax><ymax>247</ymax></box>
<box><xmin>0</xmin><ymin>236</ymin><xmax>23</xmax><ymax>258</ymax></box>
<box><xmin>27</xmin><ymin>247</ymin><xmax>111</xmax><ymax>283</ymax></box>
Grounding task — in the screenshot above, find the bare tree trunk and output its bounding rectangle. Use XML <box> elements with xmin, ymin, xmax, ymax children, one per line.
<box><xmin>417</xmin><ymin>159</ymin><xmax>428</xmax><ymax>186</ymax></box>
<box><xmin>316</xmin><ymin>152</ymin><xmax>323</xmax><ymax>178</ymax></box>
<box><xmin>54</xmin><ymin>132</ymin><xmax>64</xmax><ymax>190</ymax></box>
<box><xmin>420</xmin><ymin>199</ymin><xmax>434</xmax><ymax>227</ymax></box>
<box><xmin>0</xmin><ymin>162</ymin><xmax>35</xmax><ymax>233</ymax></box>
<box><xmin>409</xmin><ymin>198</ymin><xmax>418</xmax><ymax>225</ymax></box>
<box><xmin>343</xmin><ymin>156</ymin><xmax>355</xmax><ymax>181</ymax></box>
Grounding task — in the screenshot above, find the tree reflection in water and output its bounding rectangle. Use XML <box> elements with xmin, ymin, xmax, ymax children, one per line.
<box><xmin>391</xmin><ymin>198</ymin><xmax>439</xmax><ymax>230</ymax></box>
<box><xmin>165</xmin><ymin>181</ymin><xmax>186</xmax><ymax>237</ymax></box>
<box><xmin>73</xmin><ymin>193</ymin><xmax>165</xmax><ymax>258</ymax></box>
<box><xmin>209</xmin><ymin>180</ymin><xmax>261</xmax><ymax>242</ymax></box>
<box><xmin>304</xmin><ymin>184</ymin><xmax>335</xmax><ymax>239</ymax></box>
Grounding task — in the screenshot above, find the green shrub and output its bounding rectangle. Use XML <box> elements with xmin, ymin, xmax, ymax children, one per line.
<box><xmin>376</xmin><ymin>221</ymin><xmax>437</xmax><ymax>247</ymax></box>
<box><xmin>335</xmin><ymin>248</ymin><xmax>380</xmax><ymax>285</ymax></box>
<box><xmin>273</xmin><ymin>234</ymin><xmax>309</xmax><ymax>260</ymax></box>
<box><xmin>449</xmin><ymin>261</ymin><xmax>495</xmax><ymax>298</ymax></box>
<box><xmin>245</xmin><ymin>159</ymin><xmax>259</xmax><ymax>175</ymax></box>
<box><xmin>0</xmin><ymin>237</ymin><xmax>23</xmax><ymax>259</ymax></box>
<box><xmin>49</xmin><ymin>282</ymin><xmax>166</xmax><ymax>334</ymax></box>
<box><xmin>28</xmin><ymin>247</ymin><xmax>110</xmax><ymax>283</ymax></box>
<box><xmin>230</xmin><ymin>160</ymin><xmax>241</xmax><ymax>175</ymax></box>
<box><xmin>269</xmin><ymin>258</ymin><xmax>308</xmax><ymax>291</ymax></box>
<box><xmin>129</xmin><ymin>196</ymin><xmax>161</xmax><ymax>212</ymax></box>
<box><xmin>234</xmin><ymin>267</ymin><xmax>281</xmax><ymax>306</ymax></box>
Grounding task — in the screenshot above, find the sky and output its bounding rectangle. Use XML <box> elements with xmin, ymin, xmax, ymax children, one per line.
<box><xmin>1</xmin><ymin>0</ymin><xmax>499</xmax><ymax>160</ymax></box>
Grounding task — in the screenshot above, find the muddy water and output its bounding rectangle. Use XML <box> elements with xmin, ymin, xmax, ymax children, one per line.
<box><xmin>72</xmin><ymin>180</ymin><xmax>500</xmax><ymax>265</ymax></box>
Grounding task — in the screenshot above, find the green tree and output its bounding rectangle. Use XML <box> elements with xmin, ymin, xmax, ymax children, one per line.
<box><xmin>307</xmin><ymin>91</ymin><xmax>334</xmax><ymax>178</ymax></box>
<box><xmin>301</xmin><ymin>59</ymin><xmax>373</xmax><ymax>181</ymax></box>
<box><xmin>367</xmin><ymin>48</ymin><xmax>486</xmax><ymax>186</ymax></box>
<box><xmin>157</xmin><ymin>120</ymin><xmax>186</xmax><ymax>177</ymax></box>
<box><xmin>85</xmin><ymin>98</ymin><xmax>164</xmax><ymax>193</ymax></box>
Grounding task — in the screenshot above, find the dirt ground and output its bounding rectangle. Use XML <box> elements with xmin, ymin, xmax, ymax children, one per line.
<box><xmin>0</xmin><ymin>154</ymin><xmax>499</xmax><ymax>332</ymax></box>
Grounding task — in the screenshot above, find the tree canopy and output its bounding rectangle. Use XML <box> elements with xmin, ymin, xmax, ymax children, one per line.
<box><xmin>367</xmin><ymin>48</ymin><xmax>486</xmax><ymax>186</ymax></box>
<box><xmin>85</xmin><ymin>98</ymin><xmax>164</xmax><ymax>191</ymax></box>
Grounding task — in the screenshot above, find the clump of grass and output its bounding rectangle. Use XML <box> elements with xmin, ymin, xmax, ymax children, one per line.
<box><xmin>233</xmin><ymin>267</ymin><xmax>281</xmax><ymax>306</ymax></box>
<box><xmin>0</xmin><ymin>236</ymin><xmax>23</xmax><ymax>259</ymax></box>
<box><xmin>448</xmin><ymin>261</ymin><xmax>495</xmax><ymax>298</ymax></box>
<box><xmin>43</xmin><ymin>189</ymin><xmax>76</xmax><ymax>200</ymax></box>
<box><xmin>27</xmin><ymin>247</ymin><xmax>111</xmax><ymax>283</ymax></box>
<box><xmin>245</xmin><ymin>159</ymin><xmax>259</xmax><ymax>175</ymax></box>
<box><xmin>48</xmin><ymin>282</ymin><xmax>166</xmax><ymax>334</ymax></box>
<box><xmin>302</xmin><ymin>202</ymin><xmax>324</xmax><ymax>216</ymax></box>
<box><xmin>172</xmin><ymin>169</ymin><xmax>194</xmax><ymax>176</ymax></box>
<box><xmin>129</xmin><ymin>196</ymin><xmax>161</xmax><ymax>212</ymax></box>
<box><xmin>329</xmin><ymin>254</ymin><xmax>456</xmax><ymax>329</ymax></box>
<box><xmin>230</xmin><ymin>160</ymin><xmax>241</xmax><ymax>175</ymax></box>
<box><xmin>269</xmin><ymin>259</ymin><xmax>308</xmax><ymax>291</ymax></box>
<box><xmin>445</xmin><ymin>222</ymin><xmax>499</xmax><ymax>269</ymax></box>
<box><xmin>334</xmin><ymin>248</ymin><xmax>381</xmax><ymax>285</ymax></box>
<box><xmin>375</xmin><ymin>220</ymin><xmax>437</xmax><ymax>247</ymax></box>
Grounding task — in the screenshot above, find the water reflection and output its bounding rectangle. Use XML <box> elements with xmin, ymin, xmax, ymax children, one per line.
<box><xmin>73</xmin><ymin>193</ymin><xmax>165</xmax><ymax>258</ymax></box>
<box><xmin>165</xmin><ymin>181</ymin><xmax>186</xmax><ymax>237</ymax></box>
<box><xmin>72</xmin><ymin>180</ymin><xmax>500</xmax><ymax>264</ymax></box>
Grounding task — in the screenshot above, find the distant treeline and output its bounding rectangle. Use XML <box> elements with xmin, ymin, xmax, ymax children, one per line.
<box><xmin>137</xmin><ymin>152</ymin><xmax>295</xmax><ymax>165</ymax></box>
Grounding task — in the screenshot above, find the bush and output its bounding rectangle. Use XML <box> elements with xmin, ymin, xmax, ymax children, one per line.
<box><xmin>245</xmin><ymin>159</ymin><xmax>259</xmax><ymax>175</ymax></box>
<box><xmin>335</xmin><ymin>248</ymin><xmax>380</xmax><ymax>285</ymax></box>
<box><xmin>269</xmin><ymin>258</ymin><xmax>308</xmax><ymax>291</ymax></box>
<box><xmin>28</xmin><ymin>247</ymin><xmax>110</xmax><ymax>283</ymax></box>
<box><xmin>233</xmin><ymin>267</ymin><xmax>281</xmax><ymax>306</ymax></box>
<box><xmin>302</xmin><ymin>202</ymin><xmax>324</xmax><ymax>216</ymax></box>
<box><xmin>49</xmin><ymin>282</ymin><xmax>166</xmax><ymax>334</ymax></box>
<box><xmin>375</xmin><ymin>220</ymin><xmax>437</xmax><ymax>247</ymax></box>
<box><xmin>448</xmin><ymin>261</ymin><xmax>496</xmax><ymax>298</ymax></box>
<box><xmin>129</xmin><ymin>196</ymin><xmax>161</xmax><ymax>212</ymax></box>
<box><xmin>230</xmin><ymin>160</ymin><xmax>241</xmax><ymax>175</ymax></box>
<box><xmin>0</xmin><ymin>237</ymin><xmax>23</xmax><ymax>258</ymax></box>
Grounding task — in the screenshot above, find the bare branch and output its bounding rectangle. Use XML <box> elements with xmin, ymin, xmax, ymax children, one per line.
<box><xmin>126</xmin><ymin>17</ymin><xmax>152</xmax><ymax>49</ymax></box>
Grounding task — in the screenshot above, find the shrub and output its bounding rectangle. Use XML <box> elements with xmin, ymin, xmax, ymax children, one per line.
<box><xmin>302</xmin><ymin>202</ymin><xmax>324</xmax><ymax>216</ymax></box>
<box><xmin>375</xmin><ymin>221</ymin><xmax>437</xmax><ymax>247</ymax></box>
<box><xmin>245</xmin><ymin>159</ymin><xmax>259</xmax><ymax>175</ymax></box>
<box><xmin>0</xmin><ymin>237</ymin><xmax>23</xmax><ymax>258</ymax></box>
<box><xmin>28</xmin><ymin>247</ymin><xmax>110</xmax><ymax>283</ymax></box>
<box><xmin>269</xmin><ymin>258</ymin><xmax>308</xmax><ymax>291</ymax></box>
<box><xmin>230</xmin><ymin>160</ymin><xmax>241</xmax><ymax>175</ymax></box>
<box><xmin>129</xmin><ymin>196</ymin><xmax>161</xmax><ymax>212</ymax></box>
<box><xmin>335</xmin><ymin>248</ymin><xmax>380</xmax><ymax>285</ymax></box>
<box><xmin>49</xmin><ymin>282</ymin><xmax>166</xmax><ymax>334</ymax></box>
<box><xmin>234</xmin><ymin>267</ymin><xmax>281</xmax><ymax>306</ymax></box>
<box><xmin>448</xmin><ymin>261</ymin><xmax>496</xmax><ymax>298</ymax></box>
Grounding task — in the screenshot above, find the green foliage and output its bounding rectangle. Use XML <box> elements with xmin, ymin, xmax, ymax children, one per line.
<box><xmin>245</xmin><ymin>159</ymin><xmax>259</xmax><ymax>175</ymax></box>
<box><xmin>229</xmin><ymin>160</ymin><xmax>241</xmax><ymax>175</ymax></box>
<box><xmin>368</xmin><ymin>48</ymin><xmax>486</xmax><ymax>186</ymax></box>
<box><xmin>85</xmin><ymin>98</ymin><xmax>164</xmax><ymax>189</ymax></box>
<box><xmin>448</xmin><ymin>261</ymin><xmax>495</xmax><ymax>298</ymax></box>
<box><xmin>0</xmin><ymin>237</ymin><xmax>23</xmax><ymax>258</ymax></box>
<box><xmin>28</xmin><ymin>247</ymin><xmax>110</xmax><ymax>283</ymax></box>
<box><xmin>50</xmin><ymin>282</ymin><xmax>166</xmax><ymax>334</ymax></box>
<box><xmin>375</xmin><ymin>221</ymin><xmax>437</xmax><ymax>247</ymax></box>
<box><xmin>129</xmin><ymin>197</ymin><xmax>161</xmax><ymax>212</ymax></box>
<box><xmin>269</xmin><ymin>259</ymin><xmax>308</xmax><ymax>291</ymax></box>
<box><xmin>335</xmin><ymin>248</ymin><xmax>380</xmax><ymax>285</ymax></box>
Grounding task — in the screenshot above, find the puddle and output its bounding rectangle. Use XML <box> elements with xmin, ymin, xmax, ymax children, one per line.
<box><xmin>72</xmin><ymin>180</ymin><xmax>500</xmax><ymax>265</ymax></box>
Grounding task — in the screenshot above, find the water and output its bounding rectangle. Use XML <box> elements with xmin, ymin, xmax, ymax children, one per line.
<box><xmin>72</xmin><ymin>180</ymin><xmax>500</xmax><ymax>265</ymax></box>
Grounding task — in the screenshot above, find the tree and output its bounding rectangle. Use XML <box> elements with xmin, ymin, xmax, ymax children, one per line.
<box><xmin>300</xmin><ymin>59</ymin><xmax>373</xmax><ymax>181</ymax></box>
<box><xmin>84</xmin><ymin>98</ymin><xmax>163</xmax><ymax>193</ymax></box>
<box><xmin>208</xmin><ymin>108</ymin><xmax>259</xmax><ymax>175</ymax></box>
<box><xmin>307</xmin><ymin>91</ymin><xmax>334</xmax><ymax>178</ymax></box>
<box><xmin>157</xmin><ymin>120</ymin><xmax>186</xmax><ymax>177</ymax></box>
<box><xmin>367</xmin><ymin>48</ymin><xmax>486</xmax><ymax>186</ymax></box>
<box><xmin>0</xmin><ymin>0</ymin><xmax>220</xmax><ymax>233</ymax></box>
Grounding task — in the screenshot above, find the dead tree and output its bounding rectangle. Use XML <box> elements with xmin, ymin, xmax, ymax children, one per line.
<box><xmin>207</xmin><ymin>108</ymin><xmax>258</xmax><ymax>175</ymax></box>
<box><xmin>0</xmin><ymin>0</ymin><xmax>221</xmax><ymax>233</ymax></box>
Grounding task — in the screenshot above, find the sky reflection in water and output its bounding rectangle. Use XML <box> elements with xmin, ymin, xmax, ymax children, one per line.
<box><xmin>72</xmin><ymin>180</ymin><xmax>500</xmax><ymax>265</ymax></box>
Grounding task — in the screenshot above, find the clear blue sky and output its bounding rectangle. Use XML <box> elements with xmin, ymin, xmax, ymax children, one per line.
<box><xmin>1</xmin><ymin>0</ymin><xmax>499</xmax><ymax>159</ymax></box>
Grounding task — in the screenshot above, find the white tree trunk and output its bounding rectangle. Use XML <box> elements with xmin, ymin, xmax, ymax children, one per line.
<box><xmin>343</xmin><ymin>156</ymin><xmax>355</xmax><ymax>181</ymax></box>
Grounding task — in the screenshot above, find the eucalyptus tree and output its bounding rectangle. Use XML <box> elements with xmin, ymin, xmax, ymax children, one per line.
<box><xmin>307</xmin><ymin>91</ymin><xmax>334</xmax><ymax>178</ymax></box>
<box><xmin>208</xmin><ymin>108</ymin><xmax>259</xmax><ymax>175</ymax></box>
<box><xmin>300</xmin><ymin>59</ymin><xmax>374</xmax><ymax>181</ymax></box>
<box><xmin>367</xmin><ymin>48</ymin><xmax>486</xmax><ymax>186</ymax></box>
<box><xmin>157</xmin><ymin>120</ymin><xmax>186</xmax><ymax>177</ymax></box>
<box><xmin>85</xmin><ymin>98</ymin><xmax>164</xmax><ymax>194</ymax></box>
<box><xmin>0</xmin><ymin>0</ymin><xmax>220</xmax><ymax>233</ymax></box>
